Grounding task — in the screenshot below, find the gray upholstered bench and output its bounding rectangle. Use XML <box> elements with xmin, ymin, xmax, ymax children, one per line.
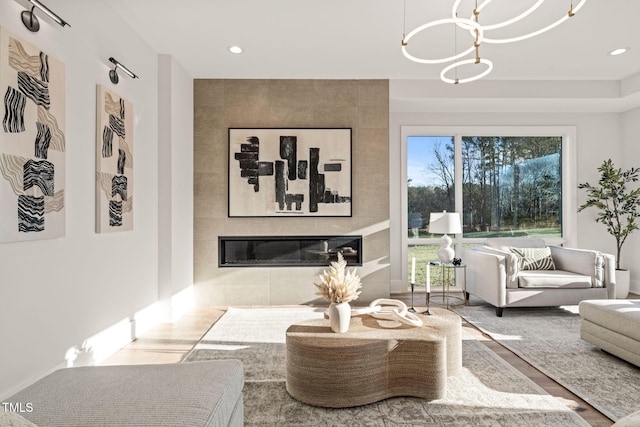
<box><xmin>6</xmin><ymin>360</ymin><xmax>244</xmax><ymax>427</ymax></box>
<box><xmin>579</xmin><ymin>299</ymin><xmax>640</xmax><ymax>367</ymax></box>
<box><xmin>613</xmin><ymin>409</ymin><xmax>640</xmax><ymax>426</ymax></box>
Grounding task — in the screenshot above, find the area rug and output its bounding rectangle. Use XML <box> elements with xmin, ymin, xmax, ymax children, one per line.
<box><xmin>452</xmin><ymin>302</ymin><xmax>640</xmax><ymax>421</ymax></box>
<box><xmin>184</xmin><ymin>307</ymin><xmax>588</xmax><ymax>426</ymax></box>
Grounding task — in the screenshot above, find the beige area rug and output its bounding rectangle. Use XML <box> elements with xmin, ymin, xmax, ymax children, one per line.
<box><xmin>185</xmin><ymin>307</ymin><xmax>588</xmax><ymax>426</ymax></box>
<box><xmin>452</xmin><ymin>301</ymin><xmax>640</xmax><ymax>422</ymax></box>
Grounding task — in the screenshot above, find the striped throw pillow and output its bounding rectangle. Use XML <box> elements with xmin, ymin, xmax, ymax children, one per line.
<box><xmin>510</xmin><ymin>247</ymin><xmax>556</xmax><ymax>270</ymax></box>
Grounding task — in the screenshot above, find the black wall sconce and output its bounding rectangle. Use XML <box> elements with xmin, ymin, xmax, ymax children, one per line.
<box><xmin>20</xmin><ymin>0</ymin><xmax>70</xmax><ymax>32</ymax></box>
<box><xmin>108</xmin><ymin>57</ymin><xmax>139</xmax><ymax>84</ymax></box>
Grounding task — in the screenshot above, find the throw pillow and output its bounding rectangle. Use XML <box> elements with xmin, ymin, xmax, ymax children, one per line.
<box><xmin>510</xmin><ymin>247</ymin><xmax>556</xmax><ymax>270</ymax></box>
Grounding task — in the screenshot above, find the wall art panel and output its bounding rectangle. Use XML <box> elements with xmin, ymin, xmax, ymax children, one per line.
<box><xmin>95</xmin><ymin>85</ymin><xmax>133</xmax><ymax>232</ymax></box>
<box><xmin>228</xmin><ymin>128</ymin><xmax>351</xmax><ymax>217</ymax></box>
<box><xmin>0</xmin><ymin>27</ymin><xmax>65</xmax><ymax>243</ymax></box>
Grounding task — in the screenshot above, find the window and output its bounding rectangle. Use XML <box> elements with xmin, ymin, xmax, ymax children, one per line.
<box><xmin>401</xmin><ymin>126</ymin><xmax>576</xmax><ymax>288</ymax></box>
<box><xmin>407</xmin><ymin>136</ymin><xmax>454</xmax><ymax>239</ymax></box>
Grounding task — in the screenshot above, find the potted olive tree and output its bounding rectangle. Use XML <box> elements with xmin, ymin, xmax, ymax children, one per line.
<box><xmin>578</xmin><ymin>159</ymin><xmax>640</xmax><ymax>298</ymax></box>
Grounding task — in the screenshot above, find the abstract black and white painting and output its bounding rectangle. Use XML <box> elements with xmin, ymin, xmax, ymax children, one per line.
<box><xmin>0</xmin><ymin>27</ymin><xmax>65</xmax><ymax>243</ymax></box>
<box><xmin>228</xmin><ymin>128</ymin><xmax>351</xmax><ymax>217</ymax></box>
<box><xmin>96</xmin><ymin>85</ymin><xmax>133</xmax><ymax>232</ymax></box>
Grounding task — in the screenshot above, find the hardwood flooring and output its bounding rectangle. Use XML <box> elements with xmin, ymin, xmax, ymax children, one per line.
<box><xmin>101</xmin><ymin>293</ymin><xmax>640</xmax><ymax>426</ymax></box>
<box><xmin>101</xmin><ymin>307</ymin><xmax>226</xmax><ymax>366</ymax></box>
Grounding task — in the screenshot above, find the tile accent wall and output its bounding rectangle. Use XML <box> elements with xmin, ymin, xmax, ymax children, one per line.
<box><xmin>193</xmin><ymin>80</ymin><xmax>389</xmax><ymax>306</ymax></box>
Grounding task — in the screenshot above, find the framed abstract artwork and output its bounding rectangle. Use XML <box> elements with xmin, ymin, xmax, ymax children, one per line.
<box><xmin>228</xmin><ymin>128</ymin><xmax>352</xmax><ymax>217</ymax></box>
<box><xmin>0</xmin><ymin>27</ymin><xmax>66</xmax><ymax>243</ymax></box>
<box><xmin>95</xmin><ymin>85</ymin><xmax>133</xmax><ymax>232</ymax></box>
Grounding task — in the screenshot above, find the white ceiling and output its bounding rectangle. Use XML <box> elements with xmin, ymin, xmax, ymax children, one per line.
<box><xmin>107</xmin><ymin>0</ymin><xmax>639</xmax><ymax>82</ymax></box>
<box><xmin>105</xmin><ymin>0</ymin><xmax>640</xmax><ymax>112</ymax></box>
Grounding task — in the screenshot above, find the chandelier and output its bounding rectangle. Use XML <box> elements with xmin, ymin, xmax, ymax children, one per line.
<box><xmin>401</xmin><ymin>0</ymin><xmax>588</xmax><ymax>84</ymax></box>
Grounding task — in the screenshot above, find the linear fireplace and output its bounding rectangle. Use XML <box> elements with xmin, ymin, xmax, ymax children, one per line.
<box><xmin>219</xmin><ymin>235</ymin><xmax>362</xmax><ymax>267</ymax></box>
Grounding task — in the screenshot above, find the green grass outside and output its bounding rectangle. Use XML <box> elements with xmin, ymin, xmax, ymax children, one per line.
<box><xmin>409</xmin><ymin>227</ymin><xmax>560</xmax><ymax>240</ymax></box>
<box><xmin>407</xmin><ymin>245</ymin><xmax>472</xmax><ymax>288</ymax></box>
<box><xmin>407</xmin><ymin>245</ymin><xmax>438</xmax><ymax>287</ymax></box>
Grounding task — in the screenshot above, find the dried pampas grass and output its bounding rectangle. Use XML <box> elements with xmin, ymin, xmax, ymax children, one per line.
<box><xmin>314</xmin><ymin>252</ymin><xmax>362</xmax><ymax>303</ymax></box>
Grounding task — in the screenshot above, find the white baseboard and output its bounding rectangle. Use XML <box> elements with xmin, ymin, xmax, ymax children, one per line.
<box><xmin>389</xmin><ymin>279</ymin><xmax>405</xmax><ymax>293</ymax></box>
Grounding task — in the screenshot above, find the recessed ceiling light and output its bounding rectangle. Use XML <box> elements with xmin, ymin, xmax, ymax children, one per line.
<box><xmin>228</xmin><ymin>46</ymin><xmax>243</xmax><ymax>54</ymax></box>
<box><xmin>609</xmin><ymin>47</ymin><xmax>629</xmax><ymax>56</ymax></box>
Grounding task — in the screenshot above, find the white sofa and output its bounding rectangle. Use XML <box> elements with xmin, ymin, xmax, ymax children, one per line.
<box><xmin>463</xmin><ymin>238</ymin><xmax>616</xmax><ymax>316</ymax></box>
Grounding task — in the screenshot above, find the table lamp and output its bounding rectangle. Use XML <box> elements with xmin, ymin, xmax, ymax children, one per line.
<box><xmin>428</xmin><ymin>211</ymin><xmax>462</xmax><ymax>263</ymax></box>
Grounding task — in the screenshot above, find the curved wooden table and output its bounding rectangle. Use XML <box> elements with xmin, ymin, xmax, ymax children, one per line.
<box><xmin>285</xmin><ymin>308</ymin><xmax>461</xmax><ymax>408</ymax></box>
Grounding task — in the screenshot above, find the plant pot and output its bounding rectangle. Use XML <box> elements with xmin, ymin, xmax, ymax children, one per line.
<box><xmin>329</xmin><ymin>302</ymin><xmax>351</xmax><ymax>333</ymax></box>
<box><xmin>615</xmin><ymin>269</ymin><xmax>630</xmax><ymax>299</ymax></box>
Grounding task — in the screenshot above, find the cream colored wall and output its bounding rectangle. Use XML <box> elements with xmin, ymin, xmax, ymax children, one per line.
<box><xmin>622</xmin><ymin>106</ymin><xmax>640</xmax><ymax>294</ymax></box>
<box><xmin>193</xmin><ymin>79</ymin><xmax>390</xmax><ymax>306</ymax></box>
<box><xmin>0</xmin><ymin>0</ymin><xmax>162</xmax><ymax>399</ymax></box>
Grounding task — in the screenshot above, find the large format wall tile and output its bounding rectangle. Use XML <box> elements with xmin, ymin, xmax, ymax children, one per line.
<box><xmin>194</xmin><ymin>79</ymin><xmax>390</xmax><ymax>305</ymax></box>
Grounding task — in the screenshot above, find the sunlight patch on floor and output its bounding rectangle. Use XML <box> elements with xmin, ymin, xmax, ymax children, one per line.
<box><xmin>195</xmin><ymin>343</ymin><xmax>251</xmax><ymax>351</ymax></box>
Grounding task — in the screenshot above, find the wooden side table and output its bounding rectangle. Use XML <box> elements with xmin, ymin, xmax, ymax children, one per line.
<box><xmin>285</xmin><ymin>309</ymin><xmax>461</xmax><ymax>408</ymax></box>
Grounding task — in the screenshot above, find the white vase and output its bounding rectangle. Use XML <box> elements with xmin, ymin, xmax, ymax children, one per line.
<box><xmin>329</xmin><ymin>302</ymin><xmax>351</xmax><ymax>333</ymax></box>
<box><xmin>615</xmin><ymin>269</ymin><xmax>630</xmax><ymax>299</ymax></box>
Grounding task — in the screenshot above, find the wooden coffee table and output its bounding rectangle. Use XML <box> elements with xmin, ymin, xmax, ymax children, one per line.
<box><xmin>285</xmin><ymin>308</ymin><xmax>461</xmax><ymax>408</ymax></box>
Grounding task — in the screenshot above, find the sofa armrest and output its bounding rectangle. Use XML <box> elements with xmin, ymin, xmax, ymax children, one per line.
<box><xmin>549</xmin><ymin>247</ymin><xmax>615</xmax><ymax>293</ymax></box>
<box><xmin>472</xmin><ymin>246</ymin><xmax>519</xmax><ymax>288</ymax></box>
<box><xmin>601</xmin><ymin>253</ymin><xmax>616</xmax><ymax>298</ymax></box>
<box><xmin>462</xmin><ymin>248</ymin><xmax>508</xmax><ymax>308</ymax></box>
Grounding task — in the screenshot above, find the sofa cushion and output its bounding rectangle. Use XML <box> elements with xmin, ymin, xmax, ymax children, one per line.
<box><xmin>518</xmin><ymin>270</ymin><xmax>592</xmax><ymax>288</ymax></box>
<box><xmin>511</xmin><ymin>247</ymin><xmax>556</xmax><ymax>270</ymax></box>
<box><xmin>9</xmin><ymin>360</ymin><xmax>244</xmax><ymax>427</ymax></box>
<box><xmin>550</xmin><ymin>246</ymin><xmax>605</xmax><ymax>288</ymax></box>
<box><xmin>613</xmin><ymin>409</ymin><xmax>640</xmax><ymax>426</ymax></box>
<box><xmin>579</xmin><ymin>300</ymin><xmax>640</xmax><ymax>342</ymax></box>
<box><xmin>0</xmin><ymin>410</ymin><xmax>38</xmax><ymax>427</ymax></box>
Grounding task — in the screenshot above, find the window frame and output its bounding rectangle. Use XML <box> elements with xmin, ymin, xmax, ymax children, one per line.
<box><xmin>400</xmin><ymin>125</ymin><xmax>577</xmax><ymax>286</ymax></box>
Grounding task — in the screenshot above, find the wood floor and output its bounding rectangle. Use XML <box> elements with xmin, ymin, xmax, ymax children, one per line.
<box><xmin>101</xmin><ymin>293</ymin><xmax>640</xmax><ymax>426</ymax></box>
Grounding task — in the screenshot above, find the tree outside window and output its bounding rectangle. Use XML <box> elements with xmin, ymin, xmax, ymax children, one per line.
<box><xmin>407</xmin><ymin>134</ymin><xmax>562</xmax><ymax>287</ymax></box>
<box><xmin>407</xmin><ymin>135</ymin><xmax>562</xmax><ymax>239</ymax></box>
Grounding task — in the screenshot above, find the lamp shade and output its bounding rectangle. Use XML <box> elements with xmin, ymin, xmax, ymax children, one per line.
<box><xmin>428</xmin><ymin>211</ymin><xmax>462</xmax><ymax>235</ymax></box>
